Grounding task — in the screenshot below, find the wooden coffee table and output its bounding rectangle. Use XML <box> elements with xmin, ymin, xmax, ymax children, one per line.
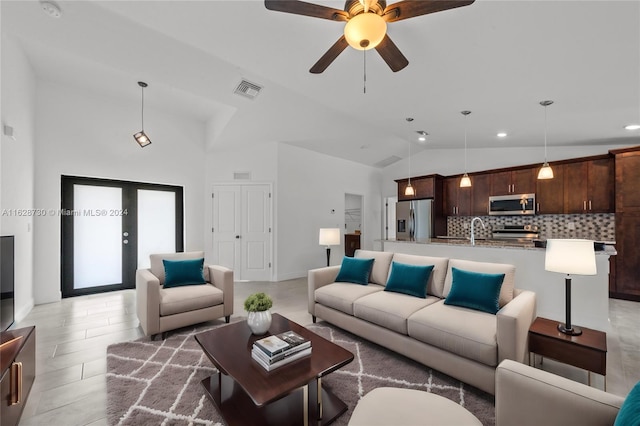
<box><xmin>194</xmin><ymin>313</ymin><xmax>354</xmax><ymax>426</ymax></box>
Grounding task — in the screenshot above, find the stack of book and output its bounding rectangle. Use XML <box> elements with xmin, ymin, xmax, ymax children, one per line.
<box><xmin>252</xmin><ymin>330</ymin><xmax>312</xmax><ymax>371</ymax></box>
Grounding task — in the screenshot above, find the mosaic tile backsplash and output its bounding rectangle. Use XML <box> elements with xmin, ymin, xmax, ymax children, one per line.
<box><xmin>447</xmin><ymin>213</ymin><xmax>615</xmax><ymax>242</ymax></box>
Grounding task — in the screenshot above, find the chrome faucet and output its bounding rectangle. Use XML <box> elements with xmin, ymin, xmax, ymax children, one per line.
<box><xmin>470</xmin><ymin>217</ymin><xmax>486</xmax><ymax>246</ymax></box>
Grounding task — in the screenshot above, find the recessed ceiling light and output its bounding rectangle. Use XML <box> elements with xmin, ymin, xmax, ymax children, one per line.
<box><xmin>497</xmin><ymin>132</ymin><xmax>507</xmax><ymax>138</ymax></box>
<box><xmin>40</xmin><ymin>1</ymin><xmax>62</xmax><ymax>18</ymax></box>
<box><xmin>624</xmin><ymin>124</ymin><xmax>640</xmax><ymax>130</ymax></box>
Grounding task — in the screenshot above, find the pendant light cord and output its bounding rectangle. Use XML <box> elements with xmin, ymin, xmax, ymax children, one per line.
<box><xmin>464</xmin><ymin>116</ymin><xmax>468</xmax><ymax>172</ymax></box>
<box><xmin>141</xmin><ymin>85</ymin><xmax>145</xmax><ymax>131</ymax></box>
<box><xmin>543</xmin><ymin>104</ymin><xmax>548</xmax><ymax>161</ymax></box>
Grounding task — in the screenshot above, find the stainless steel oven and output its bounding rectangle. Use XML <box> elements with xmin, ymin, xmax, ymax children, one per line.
<box><xmin>489</xmin><ymin>193</ymin><xmax>536</xmax><ymax>215</ymax></box>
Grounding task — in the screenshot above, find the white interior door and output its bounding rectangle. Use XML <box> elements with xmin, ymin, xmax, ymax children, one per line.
<box><xmin>212</xmin><ymin>184</ymin><xmax>272</xmax><ymax>281</ymax></box>
<box><xmin>241</xmin><ymin>185</ymin><xmax>271</xmax><ymax>281</ymax></box>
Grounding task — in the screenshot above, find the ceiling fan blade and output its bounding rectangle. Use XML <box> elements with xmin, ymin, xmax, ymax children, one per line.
<box><xmin>375</xmin><ymin>34</ymin><xmax>409</xmax><ymax>72</ymax></box>
<box><xmin>383</xmin><ymin>0</ymin><xmax>474</xmax><ymax>23</ymax></box>
<box><xmin>265</xmin><ymin>0</ymin><xmax>348</xmax><ymax>21</ymax></box>
<box><xmin>310</xmin><ymin>36</ymin><xmax>349</xmax><ymax>74</ymax></box>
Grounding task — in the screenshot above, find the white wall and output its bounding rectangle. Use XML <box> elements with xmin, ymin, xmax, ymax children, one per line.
<box><xmin>381</xmin><ymin>144</ymin><xmax>639</xmax><ymax>196</ymax></box>
<box><xmin>277</xmin><ymin>144</ymin><xmax>382</xmax><ymax>280</ymax></box>
<box><xmin>0</xmin><ymin>36</ymin><xmax>37</xmax><ymax>322</ymax></box>
<box><xmin>33</xmin><ymin>80</ymin><xmax>207</xmax><ymax>304</ymax></box>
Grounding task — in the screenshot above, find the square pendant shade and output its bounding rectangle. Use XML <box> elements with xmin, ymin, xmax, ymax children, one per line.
<box><xmin>134</xmin><ymin>130</ymin><xmax>152</xmax><ymax>148</ymax></box>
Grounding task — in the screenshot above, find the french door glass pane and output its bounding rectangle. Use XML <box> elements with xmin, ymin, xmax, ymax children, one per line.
<box><xmin>73</xmin><ymin>185</ymin><xmax>122</xmax><ymax>289</ymax></box>
<box><xmin>137</xmin><ymin>189</ymin><xmax>176</xmax><ymax>269</ymax></box>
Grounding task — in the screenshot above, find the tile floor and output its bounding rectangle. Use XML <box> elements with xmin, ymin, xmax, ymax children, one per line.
<box><xmin>11</xmin><ymin>278</ymin><xmax>640</xmax><ymax>425</ymax></box>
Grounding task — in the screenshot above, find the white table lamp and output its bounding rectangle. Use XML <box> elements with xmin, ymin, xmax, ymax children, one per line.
<box><xmin>545</xmin><ymin>239</ymin><xmax>597</xmax><ymax>335</ymax></box>
<box><xmin>319</xmin><ymin>228</ymin><xmax>341</xmax><ymax>267</ymax></box>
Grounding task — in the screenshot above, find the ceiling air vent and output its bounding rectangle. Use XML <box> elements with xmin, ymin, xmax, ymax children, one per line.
<box><xmin>234</xmin><ymin>172</ymin><xmax>252</xmax><ymax>180</ymax></box>
<box><xmin>374</xmin><ymin>155</ymin><xmax>402</xmax><ymax>168</ymax></box>
<box><xmin>234</xmin><ymin>79</ymin><xmax>262</xmax><ymax>100</ymax></box>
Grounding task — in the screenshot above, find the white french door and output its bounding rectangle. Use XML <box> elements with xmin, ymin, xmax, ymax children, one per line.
<box><xmin>61</xmin><ymin>176</ymin><xmax>183</xmax><ymax>297</ymax></box>
<box><xmin>212</xmin><ymin>184</ymin><xmax>272</xmax><ymax>281</ymax></box>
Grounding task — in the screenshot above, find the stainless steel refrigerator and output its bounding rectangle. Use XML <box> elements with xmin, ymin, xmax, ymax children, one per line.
<box><xmin>396</xmin><ymin>200</ymin><xmax>433</xmax><ymax>241</ymax></box>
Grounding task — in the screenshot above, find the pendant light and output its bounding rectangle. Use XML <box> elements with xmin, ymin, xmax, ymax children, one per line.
<box><xmin>405</xmin><ymin>117</ymin><xmax>415</xmax><ymax>196</ymax></box>
<box><xmin>460</xmin><ymin>110</ymin><xmax>472</xmax><ymax>188</ymax></box>
<box><xmin>537</xmin><ymin>100</ymin><xmax>554</xmax><ymax>179</ymax></box>
<box><xmin>133</xmin><ymin>81</ymin><xmax>152</xmax><ymax>148</ymax></box>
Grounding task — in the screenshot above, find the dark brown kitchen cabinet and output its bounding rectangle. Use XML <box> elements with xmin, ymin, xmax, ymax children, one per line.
<box><xmin>610</xmin><ymin>147</ymin><xmax>640</xmax><ymax>300</ymax></box>
<box><xmin>444</xmin><ymin>177</ymin><xmax>471</xmax><ymax>216</ymax></box>
<box><xmin>1</xmin><ymin>327</ymin><xmax>36</xmax><ymax>426</ymax></box>
<box><xmin>490</xmin><ymin>168</ymin><xmax>536</xmax><ymax>196</ymax></box>
<box><xmin>471</xmin><ymin>174</ymin><xmax>492</xmax><ymax>215</ymax></box>
<box><xmin>536</xmin><ymin>163</ymin><xmax>564</xmax><ymax>214</ymax></box>
<box><xmin>396</xmin><ymin>176</ymin><xmax>435</xmax><ymax>201</ymax></box>
<box><xmin>564</xmin><ymin>157</ymin><xmax>614</xmax><ymax>213</ymax></box>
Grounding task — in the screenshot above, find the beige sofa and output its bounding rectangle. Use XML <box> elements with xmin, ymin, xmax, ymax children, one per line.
<box><xmin>308</xmin><ymin>249</ymin><xmax>537</xmax><ymax>395</ymax></box>
<box><xmin>136</xmin><ymin>251</ymin><xmax>234</xmax><ymax>339</ymax></box>
<box><xmin>496</xmin><ymin>360</ymin><xmax>624</xmax><ymax>425</ymax></box>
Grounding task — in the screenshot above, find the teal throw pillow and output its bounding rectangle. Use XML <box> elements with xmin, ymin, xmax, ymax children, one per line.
<box><xmin>335</xmin><ymin>257</ymin><xmax>374</xmax><ymax>285</ymax></box>
<box><xmin>163</xmin><ymin>258</ymin><xmax>207</xmax><ymax>288</ymax></box>
<box><xmin>384</xmin><ymin>262</ymin><xmax>434</xmax><ymax>298</ymax></box>
<box><xmin>444</xmin><ymin>267</ymin><xmax>505</xmax><ymax>314</ymax></box>
<box><xmin>615</xmin><ymin>381</ymin><xmax>640</xmax><ymax>426</ymax></box>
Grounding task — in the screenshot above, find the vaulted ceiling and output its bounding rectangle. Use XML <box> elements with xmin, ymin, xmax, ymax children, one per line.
<box><xmin>2</xmin><ymin>0</ymin><xmax>639</xmax><ymax>167</ymax></box>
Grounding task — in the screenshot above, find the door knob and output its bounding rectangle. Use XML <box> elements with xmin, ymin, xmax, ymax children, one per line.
<box><xmin>123</xmin><ymin>239</ymin><xmax>129</xmax><ymax>244</ymax></box>
<box><xmin>123</xmin><ymin>232</ymin><xmax>129</xmax><ymax>237</ymax></box>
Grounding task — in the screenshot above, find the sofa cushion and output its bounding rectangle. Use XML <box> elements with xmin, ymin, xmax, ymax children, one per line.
<box><xmin>407</xmin><ymin>300</ymin><xmax>498</xmax><ymax>366</ymax></box>
<box><xmin>163</xmin><ymin>258</ymin><xmax>207</xmax><ymax>288</ymax></box>
<box><xmin>443</xmin><ymin>259</ymin><xmax>515</xmax><ymax>307</ymax></box>
<box><xmin>392</xmin><ymin>253</ymin><xmax>449</xmax><ymax>298</ymax></box>
<box><xmin>354</xmin><ymin>291</ymin><xmax>440</xmax><ymax>335</ymax></box>
<box><xmin>384</xmin><ymin>262</ymin><xmax>434</xmax><ymax>298</ymax></box>
<box><xmin>444</xmin><ymin>267</ymin><xmax>505</xmax><ymax>314</ymax></box>
<box><xmin>335</xmin><ymin>256</ymin><xmax>375</xmax><ymax>285</ymax></box>
<box><xmin>150</xmin><ymin>251</ymin><xmax>209</xmax><ymax>285</ymax></box>
<box><xmin>315</xmin><ymin>283</ymin><xmax>384</xmax><ymax>315</ymax></box>
<box><xmin>615</xmin><ymin>380</ymin><xmax>640</xmax><ymax>426</ymax></box>
<box><xmin>159</xmin><ymin>283</ymin><xmax>223</xmax><ymax>316</ymax></box>
<box><xmin>355</xmin><ymin>250</ymin><xmax>394</xmax><ymax>285</ymax></box>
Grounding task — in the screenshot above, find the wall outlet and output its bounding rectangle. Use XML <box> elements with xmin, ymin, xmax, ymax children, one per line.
<box><xmin>464</xmin><ymin>222</ymin><xmax>470</xmax><ymax>229</ymax></box>
<box><xmin>568</xmin><ymin>222</ymin><xmax>575</xmax><ymax>230</ymax></box>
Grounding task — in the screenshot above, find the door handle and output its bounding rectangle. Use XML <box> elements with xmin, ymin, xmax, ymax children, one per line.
<box><xmin>10</xmin><ymin>361</ymin><xmax>22</xmax><ymax>405</ymax></box>
<box><xmin>589</xmin><ymin>200</ymin><xmax>592</xmax><ymax>210</ymax></box>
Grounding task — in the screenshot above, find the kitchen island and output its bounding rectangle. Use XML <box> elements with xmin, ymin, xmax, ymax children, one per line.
<box><xmin>376</xmin><ymin>238</ymin><xmax>615</xmax><ymax>331</ymax></box>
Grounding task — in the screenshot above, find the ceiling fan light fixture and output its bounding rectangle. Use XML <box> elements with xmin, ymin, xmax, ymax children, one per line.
<box><xmin>344</xmin><ymin>12</ymin><xmax>387</xmax><ymax>50</ymax></box>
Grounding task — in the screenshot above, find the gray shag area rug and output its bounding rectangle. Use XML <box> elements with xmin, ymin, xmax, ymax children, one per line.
<box><xmin>106</xmin><ymin>319</ymin><xmax>495</xmax><ymax>425</ymax></box>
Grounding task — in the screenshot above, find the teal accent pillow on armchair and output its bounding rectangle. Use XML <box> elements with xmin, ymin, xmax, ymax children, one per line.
<box><xmin>615</xmin><ymin>381</ymin><xmax>640</xmax><ymax>426</ymax></box>
<box><xmin>384</xmin><ymin>262</ymin><xmax>434</xmax><ymax>298</ymax></box>
<box><xmin>335</xmin><ymin>257</ymin><xmax>374</xmax><ymax>285</ymax></box>
<box><xmin>163</xmin><ymin>258</ymin><xmax>207</xmax><ymax>288</ymax></box>
<box><xmin>444</xmin><ymin>267</ymin><xmax>505</xmax><ymax>314</ymax></box>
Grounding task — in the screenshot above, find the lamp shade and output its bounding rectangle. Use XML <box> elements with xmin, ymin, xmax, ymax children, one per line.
<box><xmin>545</xmin><ymin>239</ymin><xmax>597</xmax><ymax>275</ymax></box>
<box><xmin>344</xmin><ymin>13</ymin><xmax>387</xmax><ymax>50</ymax></box>
<box><xmin>459</xmin><ymin>173</ymin><xmax>472</xmax><ymax>188</ymax></box>
<box><xmin>319</xmin><ymin>228</ymin><xmax>341</xmax><ymax>246</ymax></box>
<box><xmin>537</xmin><ymin>162</ymin><xmax>554</xmax><ymax>179</ymax></box>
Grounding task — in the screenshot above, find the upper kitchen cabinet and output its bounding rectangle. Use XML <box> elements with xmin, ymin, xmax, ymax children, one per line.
<box><xmin>396</xmin><ymin>175</ymin><xmax>436</xmax><ymax>201</ymax></box>
<box><xmin>536</xmin><ymin>163</ymin><xmax>564</xmax><ymax>214</ymax></box>
<box><xmin>471</xmin><ymin>173</ymin><xmax>492</xmax><ymax>215</ymax></box>
<box><xmin>444</xmin><ymin>176</ymin><xmax>471</xmax><ymax>216</ymax></box>
<box><xmin>564</xmin><ymin>157</ymin><xmax>614</xmax><ymax>213</ymax></box>
<box><xmin>490</xmin><ymin>168</ymin><xmax>536</xmax><ymax>196</ymax></box>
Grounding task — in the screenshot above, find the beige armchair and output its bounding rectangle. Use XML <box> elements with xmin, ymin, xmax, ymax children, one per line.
<box><xmin>136</xmin><ymin>251</ymin><xmax>233</xmax><ymax>339</ymax></box>
<box><xmin>496</xmin><ymin>359</ymin><xmax>624</xmax><ymax>426</ymax></box>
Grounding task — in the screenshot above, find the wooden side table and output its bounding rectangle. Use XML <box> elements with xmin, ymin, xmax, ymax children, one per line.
<box><xmin>528</xmin><ymin>316</ymin><xmax>607</xmax><ymax>389</ymax></box>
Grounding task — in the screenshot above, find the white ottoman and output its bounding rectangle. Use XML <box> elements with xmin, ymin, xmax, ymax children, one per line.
<box><xmin>348</xmin><ymin>387</ymin><xmax>483</xmax><ymax>426</ymax></box>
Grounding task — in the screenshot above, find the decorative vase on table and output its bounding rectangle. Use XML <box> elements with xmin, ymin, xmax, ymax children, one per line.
<box><xmin>244</xmin><ymin>292</ymin><xmax>274</xmax><ymax>335</ymax></box>
<box><xmin>247</xmin><ymin>310</ymin><xmax>272</xmax><ymax>335</ymax></box>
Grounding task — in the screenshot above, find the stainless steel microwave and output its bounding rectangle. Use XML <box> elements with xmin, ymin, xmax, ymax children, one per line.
<box><xmin>489</xmin><ymin>193</ymin><xmax>536</xmax><ymax>215</ymax></box>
